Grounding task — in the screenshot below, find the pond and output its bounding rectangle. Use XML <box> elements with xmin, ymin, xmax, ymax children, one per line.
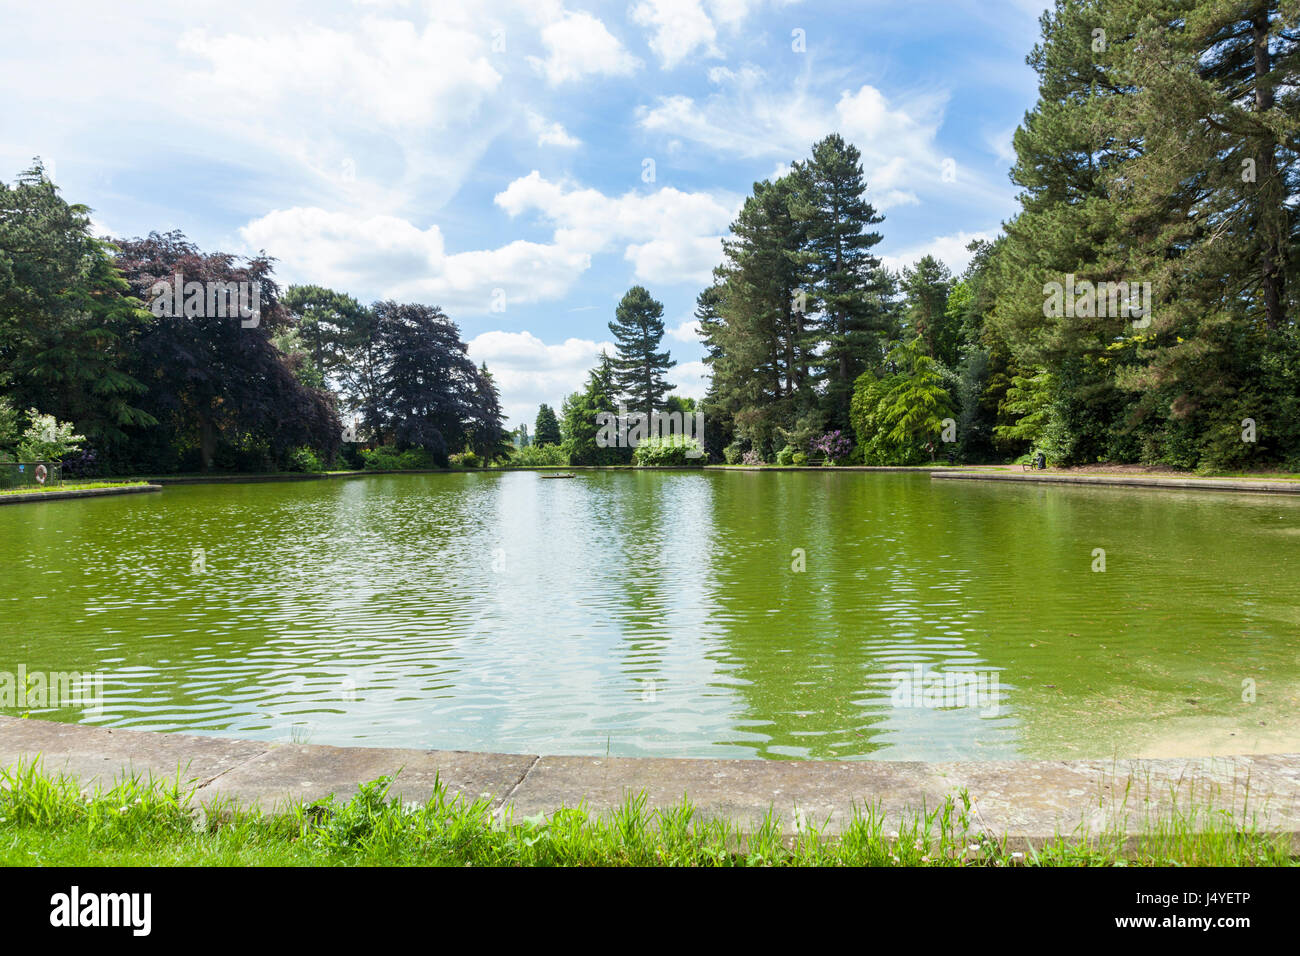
<box><xmin>2</xmin><ymin>470</ymin><xmax>1297</xmax><ymax>761</ymax></box>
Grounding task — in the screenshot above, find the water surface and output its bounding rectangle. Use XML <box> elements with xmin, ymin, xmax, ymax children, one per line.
<box><xmin>3</xmin><ymin>471</ymin><xmax>1297</xmax><ymax>760</ymax></box>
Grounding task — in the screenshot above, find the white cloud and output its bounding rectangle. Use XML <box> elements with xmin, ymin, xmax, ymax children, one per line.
<box><xmin>638</xmin><ymin>71</ymin><xmax>973</xmax><ymax>210</ymax></box>
<box><xmin>526</xmin><ymin>111</ymin><xmax>581</xmax><ymax>148</ymax></box>
<box><xmin>495</xmin><ymin>171</ymin><xmax>738</xmax><ymax>286</ymax></box>
<box><xmin>166</xmin><ymin>11</ymin><xmax>518</xmax><ymax>215</ymax></box>
<box><xmin>667</xmin><ymin>359</ymin><xmax>710</xmax><ymax>401</ymax></box>
<box><xmin>237</xmin><ymin>167</ymin><xmax>738</xmax><ymax>315</ymax></box>
<box><xmin>630</xmin><ymin>0</ymin><xmax>773</xmax><ymax>68</ymax></box>
<box><xmin>668</xmin><ymin>319</ymin><xmax>701</xmax><ymax>342</ymax></box>
<box><xmin>623</xmin><ymin>236</ymin><xmax>723</xmax><ymax>285</ymax></box>
<box><xmin>239</xmin><ymin>207</ymin><xmax>590</xmax><ymax>314</ymax></box>
<box><xmin>985</xmin><ymin>125</ymin><xmax>1019</xmax><ymax>166</ymax></box>
<box><xmin>880</xmin><ymin>230</ymin><xmax>995</xmax><ymax>275</ymax></box>
<box><xmin>631</xmin><ymin>0</ymin><xmax>719</xmax><ymax>69</ymax></box>
<box><xmin>180</xmin><ymin>19</ymin><xmax>501</xmax><ymax>129</ymax></box>
<box><xmin>467</xmin><ymin>330</ymin><xmax>614</xmax><ymax>425</ymax></box>
<box><xmin>528</xmin><ymin>10</ymin><xmax>640</xmax><ymax>85</ymax></box>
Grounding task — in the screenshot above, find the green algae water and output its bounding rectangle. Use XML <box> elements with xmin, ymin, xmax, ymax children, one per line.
<box><xmin>2</xmin><ymin>471</ymin><xmax>1298</xmax><ymax>761</ymax></box>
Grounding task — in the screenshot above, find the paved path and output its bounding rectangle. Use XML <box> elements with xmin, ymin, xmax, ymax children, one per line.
<box><xmin>2</xmin><ymin>718</ymin><xmax>1297</xmax><ymax>848</ymax></box>
<box><xmin>931</xmin><ymin>470</ymin><xmax>1300</xmax><ymax>494</ymax></box>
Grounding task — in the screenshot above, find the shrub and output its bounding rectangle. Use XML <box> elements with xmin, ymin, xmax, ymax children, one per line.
<box><xmin>811</xmin><ymin>430</ymin><xmax>852</xmax><ymax>464</ymax></box>
<box><xmin>60</xmin><ymin>445</ymin><xmax>101</xmax><ymax>479</ymax></box>
<box><xmin>508</xmin><ymin>443</ymin><xmax>569</xmax><ymax>467</ymax></box>
<box><xmin>16</xmin><ymin>409</ymin><xmax>84</xmax><ymax>462</ymax></box>
<box><xmin>791</xmin><ymin>451</ymin><xmax>808</xmax><ymax>466</ymax></box>
<box><xmin>723</xmin><ymin>441</ymin><xmax>747</xmax><ymax>465</ymax></box>
<box><xmin>776</xmin><ymin>444</ymin><xmax>796</xmax><ymax>466</ymax></box>
<box><xmin>285</xmin><ymin>446</ymin><xmax>324</xmax><ymax>472</ymax></box>
<box><xmin>451</xmin><ymin>450</ymin><xmax>481</xmax><ymax>469</ymax></box>
<box><xmin>741</xmin><ymin>449</ymin><xmax>764</xmax><ymax>466</ymax></box>
<box><xmin>360</xmin><ymin>446</ymin><xmax>436</xmax><ymax>471</ymax></box>
<box><xmin>337</xmin><ymin>442</ymin><xmax>365</xmax><ymax>470</ymax></box>
<box><xmin>632</xmin><ymin>435</ymin><xmax>703</xmax><ymax>466</ymax></box>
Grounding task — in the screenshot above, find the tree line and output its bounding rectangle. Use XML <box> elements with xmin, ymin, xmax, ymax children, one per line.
<box><xmin>0</xmin><ymin>166</ymin><xmax>507</xmax><ymax>474</ymax></box>
<box><xmin>698</xmin><ymin>0</ymin><xmax>1298</xmax><ymax>470</ymax></box>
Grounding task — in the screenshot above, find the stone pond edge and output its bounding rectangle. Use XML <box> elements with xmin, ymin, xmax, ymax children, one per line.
<box><xmin>2</xmin><ymin>717</ymin><xmax>1297</xmax><ymax>851</ymax></box>
<box><xmin>0</xmin><ymin>484</ymin><xmax>163</xmax><ymax>505</ymax></box>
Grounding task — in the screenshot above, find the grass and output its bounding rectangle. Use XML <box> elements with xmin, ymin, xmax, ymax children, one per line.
<box><xmin>0</xmin><ymin>480</ymin><xmax>150</xmax><ymax>496</ymax></box>
<box><xmin>0</xmin><ymin>760</ymin><xmax>1292</xmax><ymax>867</ymax></box>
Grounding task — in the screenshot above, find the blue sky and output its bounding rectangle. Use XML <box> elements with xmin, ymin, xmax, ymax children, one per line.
<box><xmin>0</xmin><ymin>0</ymin><xmax>1050</xmax><ymax>426</ymax></box>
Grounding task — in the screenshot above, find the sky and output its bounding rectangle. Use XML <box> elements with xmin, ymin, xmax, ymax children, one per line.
<box><xmin>0</xmin><ymin>0</ymin><xmax>1051</xmax><ymax>428</ymax></box>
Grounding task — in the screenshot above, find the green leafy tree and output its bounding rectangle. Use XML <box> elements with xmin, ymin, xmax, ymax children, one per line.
<box><xmin>0</xmin><ymin>398</ymin><xmax>18</xmax><ymax>457</ymax></box>
<box><xmin>373</xmin><ymin>301</ymin><xmax>482</xmax><ymax>466</ymax></box>
<box><xmin>115</xmin><ymin>231</ymin><xmax>339</xmax><ymax>472</ymax></box>
<box><xmin>851</xmin><ymin>337</ymin><xmax>955</xmax><ymax>463</ymax></box>
<box><xmin>282</xmin><ymin>285</ymin><xmax>383</xmax><ymax>443</ymax></box>
<box><xmin>0</xmin><ymin>162</ymin><xmax>153</xmax><ymax>457</ymax></box>
<box><xmin>561</xmin><ymin>352</ymin><xmax>630</xmax><ymax>465</ymax></box>
<box><xmin>707</xmin><ymin>173</ymin><xmax>817</xmax><ymax>454</ymax></box>
<box><xmin>468</xmin><ymin>363</ymin><xmax>510</xmax><ymax>462</ymax></box>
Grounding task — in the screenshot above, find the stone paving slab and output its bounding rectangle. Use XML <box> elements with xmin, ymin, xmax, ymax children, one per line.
<box><xmin>0</xmin><ymin>716</ymin><xmax>269</xmax><ymax>789</ymax></box>
<box><xmin>930</xmin><ymin>756</ymin><xmax>1300</xmax><ymax>846</ymax></box>
<box><xmin>2</xmin><ymin>718</ymin><xmax>1297</xmax><ymax>847</ymax></box>
<box><xmin>506</xmin><ymin>754</ymin><xmax>1300</xmax><ymax>846</ymax></box>
<box><xmin>194</xmin><ymin>743</ymin><xmax>537</xmax><ymax>812</ymax></box>
<box><xmin>0</xmin><ymin>718</ymin><xmax>535</xmax><ymax>812</ymax></box>
<box><xmin>505</xmin><ymin>755</ymin><xmax>953</xmax><ymax>833</ymax></box>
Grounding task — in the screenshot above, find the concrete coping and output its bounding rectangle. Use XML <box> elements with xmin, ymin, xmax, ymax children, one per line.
<box><xmin>930</xmin><ymin>470</ymin><xmax>1300</xmax><ymax>495</ymax></box>
<box><xmin>1</xmin><ymin>718</ymin><xmax>1296</xmax><ymax>850</ymax></box>
<box><xmin>0</xmin><ymin>484</ymin><xmax>162</xmax><ymax>505</ymax></box>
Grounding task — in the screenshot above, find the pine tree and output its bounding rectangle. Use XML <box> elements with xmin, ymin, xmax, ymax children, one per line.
<box><xmin>987</xmin><ymin>0</ymin><xmax>1299</xmax><ymax>468</ymax></box>
<box><xmin>796</xmin><ymin>134</ymin><xmax>892</xmax><ymax>430</ymax></box>
<box><xmin>534</xmin><ymin>403</ymin><xmax>562</xmax><ymax>446</ymax></box>
<box><xmin>608</xmin><ymin>286</ymin><xmax>675</xmax><ymax>413</ymax></box>
<box><xmin>984</xmin><ymin>0</ymin><xmax>1142</xmax><ymax>464</ymax></box>
<box><xmin>1102</xmin><ymin>0</ymin><xmax>1300</xmax><ymax>466</ymax></box>
<box><xmin>901</xmin><ymin>255</ymin><xmax>958</xmax><ymax>367</ymax></box>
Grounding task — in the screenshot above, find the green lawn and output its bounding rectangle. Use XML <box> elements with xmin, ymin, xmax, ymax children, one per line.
<box><xmin>0</xmin><ymin>761</ymin><xmax>1291</xmax><ymax>867</ymax></box>
<box><xmin>0</xmin><ymin>480</ymin><xmax>150</xmax><ymax>496</ymax></box>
